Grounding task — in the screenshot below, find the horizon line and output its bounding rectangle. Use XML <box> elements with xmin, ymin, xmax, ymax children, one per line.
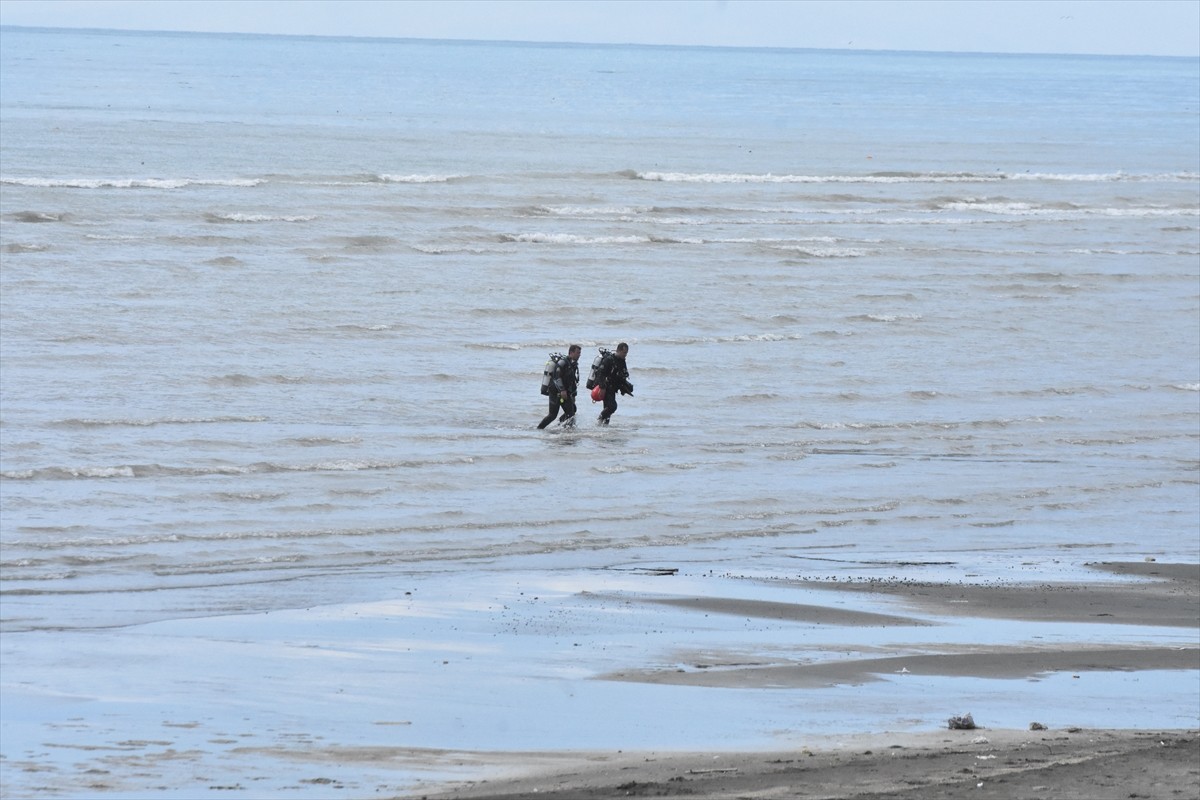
<box><xmin>2</xmin><ymin>23</ymin><xmax>1196</xmax><ymax>60</ymax></box>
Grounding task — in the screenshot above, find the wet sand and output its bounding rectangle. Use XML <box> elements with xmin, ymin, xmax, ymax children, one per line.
<box><xmin>795</xmin><ymin>561</ymin><xmax>1200</xmax><ymax>629</ymax></box>
<box><xmin>422</xmin><ymin>728</ymin><xmax>1200</xmax><ymax>799</ymax></box>
<box><xmin>420</xmin><ymin>561</ymin><xmax>1200</xmax><ymax>799</ymax></box>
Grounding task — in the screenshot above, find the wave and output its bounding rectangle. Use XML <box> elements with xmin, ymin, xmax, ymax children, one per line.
<box><xmin>1069</xmin><ymin>248</ymin><xmax>1200</xmax><ymax>257</ymax></box>
<box><xmin>49</xmin><ymin>415</ymin><xmax>267</xmax><ymax>429</ymax></box>
<box><xmin>467</xmin><ymin>307</ymin><xmax>539</xmax><ymax>318</ymax></box>
<box><xmin>212</xmin><ymin>491</ymin><xmax>288</xmax><ymax>501</ymax></box>
<box><xmin>332</xmin><ymin>322</ymin><xmax>408</xmax><ymax>334</ymax></box>
<box><xmin>934</xmin><ymin>200</ymin><xmax>1197</xmax><ymax>218</ymax></box>
<box><xmin>206</xmin><ymin>370</ymin><xmax>391</xmax><ymax>386</ymax></box>
<box><xmin>1</xmin><ymin>176</ymin><xmax>264</xmax><ymax>189</ymax></box>
<box><xmin>497</xmin><ymin>232</ymin><xmax>874</xmax><ymax>251</ymax></box>
<box><xmin>1</xmin><ymin>173</ymin><xmax>472</xmax><ymax>190</ymax></box>
<box><xmin>632</xmin><ymin>170</ymin><xmax>1007</xmax><ymax>184</ymax></box>
<box><xmin>1000</xmin><ymin>386</ymin><xmax>1113</xmax><ymax>397</ymax></box>
<box><xmin>0</xmin><ymin>456</ymin><xmax>477</xmax><ymax>482</ymax></box>
<box><xmin>336</xmin><ymin>235</ymin><xmax>398</xmax><ymax>249</ymax></box>
<box><xmin>376</xmin><ymin>173</ymin><xmax>467</xmax><ymax>183</ymax></box>
<box><xmin>164</xmin><ymin>234</ymin><xmax>248</xmax><ymax>246</ymax></box>
<box><xmin>205</xmin><ymin>212</ymin><xmax>317</xmax><ymax>223</ymax></box>
<box><xmin>466</xmin><ymin>342</ymin><xmax>523</xmax><ymax>350</ymax></box>
<box><xmin>847</xmin><ymin>313</ymin><xmax>924</xmax><ymax>323</ymax></box>
<box><xmin>0</xmin><ymin>508</ymin><xmax>648</xmax><ymax>559</ymax></box>
<box><xmin>83</xmin><ymin>233</ymin><xmax>152</xmax><ymax>241</ymax></box>
<box><xmin>712</xmin><ymin>235</ymin><xmax>841</xmax><ymax>244</ymax></box>
<box><xmin>0</xmin><ymin>569</ymin><xmax>78</xmax><ymax>582</ymax></box>
<box><xmin>526</xmin><ymin>204</ymin><xmax>655</xmax><ymax>217</ymax></box>
<box><xmin>6</xmin><ymin>169</ymin><xmax>1194</xmax><ymax>192</ymax></box>
<box><xmin>501</xmin><ymin>233</ymin><xmax>652</xmax><ymax>245</ymax></box>
<box><xmin>265</xmin><ymin>172</ymin><xmax>471</xmax><ymax>186</ymax></box>
<box><xmin>774</xmin><ymin>245</ymin><xmax>870</xmax><ymax>258</ymax></box>
<box><xmin>653</xmin><ymin>332</ymin><xmax>803</xmax><ymax>345</ymax></box>
<box><xmin>475</xmin><ymin>334</ymin><xmax>826</xmax><ymax>351</ymax></box>
<box><xmin>207</xmin><ymin>374</ymin><xmax>309</xmax><ymax>387</ymax></box>
<box><xmin>628</xmin><ymin>170</ymin><xmax>1200</xmax><ymax>184</ymax></box>
<box><xmin>798</xmin><ymin>416</ymin><xmax>1065</xmax><ymax>432</ymax></box>
<box><xmin>7</xmin><ymin>210</ymin><xmax>67</xmax><ymax>222</ymax></box>
<box><xmin>0</xmin><ymin>173</ymin><xmax>466</xmax><ymax>191</ymax></box>
<box><xmin>411</xmin><ymin>244</ymin><xmax>504</xmax><ymax>255</ymax></box>
<box><xmin>1017</xmin><ymin>171</ymin><xmax>1200</xmax><ymax>182</ymax></box>
<box><xmin>286</xmin><ymin>436</ymin><xmax>364</xmax><ymax>447</ymax></box>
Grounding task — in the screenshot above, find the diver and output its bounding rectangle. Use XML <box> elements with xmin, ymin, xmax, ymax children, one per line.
<box><xmin>595</xmin><ymin>342</ymin><xmax>633</xmax><ymax>425</ymax></box>
<box><xmin>538</xmin><ymin>344</ymin><xmax>581</xmax><ymax>429</ymax></box>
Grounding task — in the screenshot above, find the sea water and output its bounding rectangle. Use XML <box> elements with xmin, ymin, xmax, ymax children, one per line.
<box><xmin>1</xmin><ymin>26</ymin><xmax>1198</xmax><ymax>794</ymax></box>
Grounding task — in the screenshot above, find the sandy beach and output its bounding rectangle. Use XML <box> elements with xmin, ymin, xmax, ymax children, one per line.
<box><xmin>3</xmin><ymin>557</ymin><xmax>1197</xmax><ymax>798</ymax></box>
<box><xmin>417</xmin><ymin>561</ymin><xmax>1198</xmax><ymax>800</ymax></box>
<box><xmin>419</xmin><ymin>728</ymin><xmax>1200</xmax><ymax>799</ymax></box>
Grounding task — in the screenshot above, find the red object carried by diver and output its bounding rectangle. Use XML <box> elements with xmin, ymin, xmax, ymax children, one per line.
<box><xmin>591</xmin><ymin>385</ymin><xmax>605</xmax><ymax>402</ymax></box>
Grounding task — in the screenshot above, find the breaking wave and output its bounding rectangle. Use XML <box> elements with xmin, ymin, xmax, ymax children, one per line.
<box><xmin>1</xmin><ymin>177</ymin><xmax>264</xmax><ymax>189</ymax></box>
<box><xmin>629</xmin><ymin>170</ymin><xmax>1199</xmax><ymax>184</ymax></box>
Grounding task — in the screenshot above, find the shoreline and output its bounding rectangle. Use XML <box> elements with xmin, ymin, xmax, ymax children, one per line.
<box><xmin>415</xmin><ymin>561</ymin><xmax>1199</xmax><ymax>799</ymax></box>
<box><xmin>420</xmin><ymin>728</ymin><xmax>1200</xmax><ymax>799</ymax></box>
<box><xmin>3</xmin><ymin>561</ymin><xmax>1196</xmax><ymax>798</ymax></box>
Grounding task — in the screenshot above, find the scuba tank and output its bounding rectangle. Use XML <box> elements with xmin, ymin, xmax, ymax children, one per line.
<box><xmin>540</xmin><ymin>353</ymin><xmax>563</xmax><ymax>396</ymax></box>
<box><xmin>585</xmin><ymin>349</ymin><xmax>610</xmax><ymax>390</ymax></box>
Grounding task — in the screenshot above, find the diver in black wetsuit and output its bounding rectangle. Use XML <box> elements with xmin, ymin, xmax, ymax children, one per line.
<box><xmin>538</xmin><ymin>344</ymin><xmax>581</xmax><ymax>429</ymax></box>
<box><xmin>596</xmin><ymin>342</ymin><xmax>633</xmax><ymax>425</ymax></box>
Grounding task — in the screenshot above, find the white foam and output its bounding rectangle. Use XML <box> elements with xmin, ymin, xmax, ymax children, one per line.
<box><xmin>503</xmin><ymin>233</ymin><xmax>651</xmax><ymax>244</ymax></box>
<box><xmin>634</xmin><ymin>171</ymin><xmax>1200</xmax><ymax>184</ymax></box>
<box><xmin>377</xmin><ymin>173</ymin><xmax>465</xmax><ymax>183</ymax></box>
<box><xmin>940</xmin><ymin>201</ymin><xmax>1197</xmax><ymax>217</ymax></box>
<box><xmin>538</xmin><ymin>205</ymin><xmax>653</xmax><ymax>216</ymax></box>
<box><xmin>1</xmin><ymin>177</ymin><xmax>264</xmax><ymax>188</ymax></box>
<box><xmin>635</xmin><ymin>171</ymin><xmax>1002</xmax><ymax>184</ymax></box>
<box><xmin>208</xmin><ymin>213</ymin><xmax>318</xmax><ymax>223</ymax></box>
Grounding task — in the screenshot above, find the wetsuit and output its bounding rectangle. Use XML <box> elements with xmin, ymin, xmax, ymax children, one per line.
<box><xmin>597</xmin><ymin>353</ymin><xmax>632</xmax><ymax>424</ymax></box>
<box><xmin>538</xmin><ymin>355</ymin><xmax>578</xmax><ymax>429</ymax></box>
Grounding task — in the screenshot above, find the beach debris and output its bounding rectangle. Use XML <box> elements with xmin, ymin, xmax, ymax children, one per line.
<box><xmin>971</xmin><ymin>736</ymin><xmax>990</xmax><ymax>745</ymax></box>
<box><xmin>687</xmin><ymin>768</ymin><xmax>739</xmax><ymax>775</ymax></box>
<box><xmin>1030</xmin><ymin>722</ymin><xmax>1047</xmax><ymax>731</ymax></box>
<box><xmin>947</xmin><ymin>713</ymin><xmax>976</xmax><ymax>730</ymax></box>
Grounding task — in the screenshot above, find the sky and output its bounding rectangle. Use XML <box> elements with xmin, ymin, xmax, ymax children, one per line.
<box><xmin>0</xmin><ymin>0</ymin><xmax>1198</xmax><ymax>57</ymax></box>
